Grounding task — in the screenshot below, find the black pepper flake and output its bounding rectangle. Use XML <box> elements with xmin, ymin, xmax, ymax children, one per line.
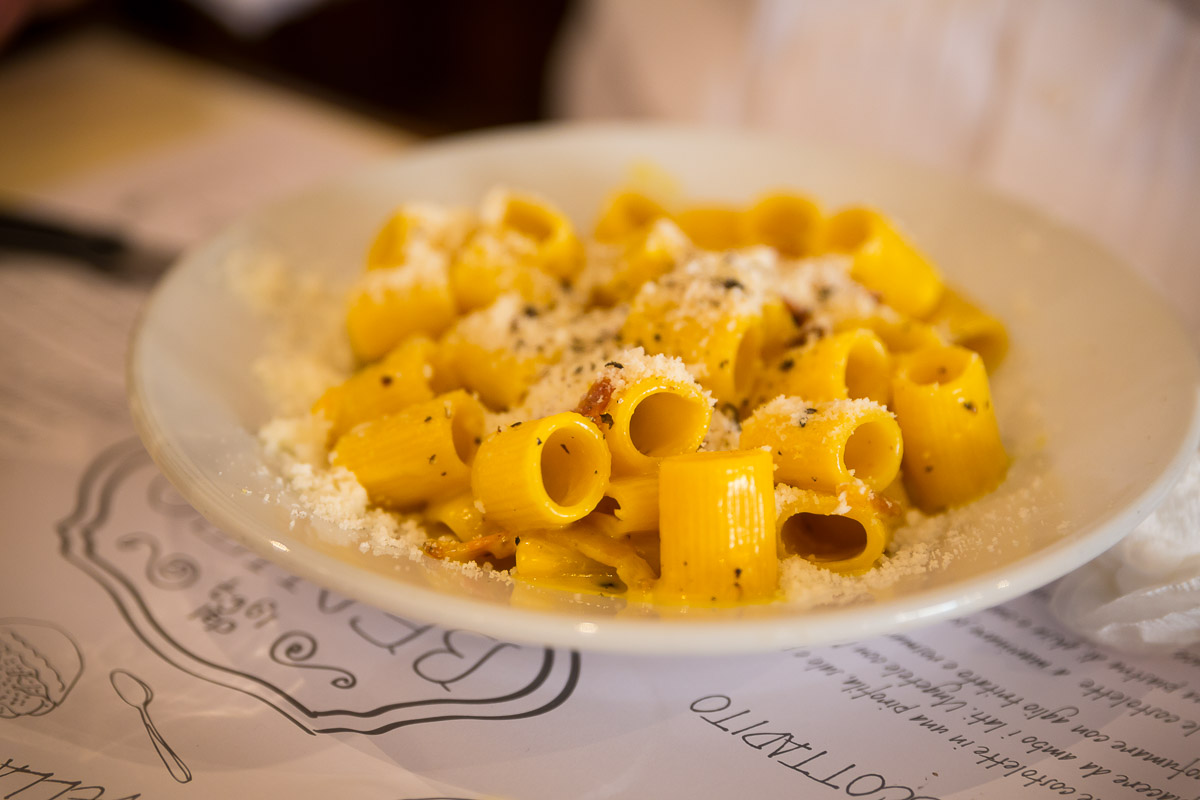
<box><xmin>440</xmin><ymin>471</ymin><xmax>447</xmax><ymax>477</ymax></box>
<box><xmin>599</xmin><ymin>412</ymin><xmax>614</xmax><ymax>427</ymax></box>
<box><xmin>605</xmin><ymin>361</ymin><xmax>624</xmax><ymax>369</ymax></box>
<box><xmin>721</xmin><ymin>278</ymin><xmax>745</xmax><ymax>290</ymax></box>
<box><xmin>422</xmin><ymin>415</ymin><xmax>432</xmax><ymax>423</ymax></box>
<box><xmin>510</xmin><ymin>421</ymin><xmax>523</xmax><ymax>427</ymax></box>
<box><xmin>924</xmin><ymin>465</ymin><xmax>934</xmax><ymax>473</ymax></box>
<box><xmin>574</xmin><ymin>365</ymin><xmax>584</xmax><ymax>375</ymax></box>
<box><xmin>779</xmin><ymin>358</ymin><xmax>795</xmax><ymax>372</ymax></box>
<box><xmin>734</xmin><ymin>567</ymin><xmax>743</xmax><ymax>578</ymax></box>
<box><xmin>474</xmin><ymin>436</ymin><xmax>482</xmax><ymax>445</ymax></box>
<box><xmin>561</xmin><ymin>443</ymin><xmax>571</xmax><ymax>455</ymax></box>
<box><xmin>653</xmin><ymin>332</ymin><xmax>662</xmax><ymax>342</ymax></box>
<box><xmin>811</xmin><ymin>476</ymin><xmax>818</xmax><ymax>482</ymax></box>
<box><xmin>806</xmin><ymin>407</ymin><xmax>818</xmax><ymax>414</ymax></box>
<box><xmin>428</xmin><ymin>454</ymin><xmax>437</xmax><ymax>464</ymax></box>
<box><xmin>380</xmin><ymin>374</ymin><xmax>394</xmax><ymax>386</ymax></box>
<box><xmin>523</xmin><ymin>305</ymin><xmax>539</xmax><ymax>317</ymax></box>
<box><xmin>536</xmin><ymin>437</ymin><xmax>543</xmax><ymax>445</ymax></box>
<box><xmin>599</xmin><ymin>581</ymin><xmax>617</xmax><ymax>589</ymax></box>
<box><xmin>798</xmin><ymin>417</ymin><xmax>808</xmax><ymax>428</ymax></box>
<box><xmin>962</xmin><ymin>400</ymin><xmax>977</xmax><ymax>413</ymax></box>
<box><xmin>718</xmin><ymin>359</ymin><xmax>729</xmax><ymax>369</ymax></box>
<box><xmin>514</xmin><ymin>536</ymin><xmax>521</xmax><ymax>545</ymax></box>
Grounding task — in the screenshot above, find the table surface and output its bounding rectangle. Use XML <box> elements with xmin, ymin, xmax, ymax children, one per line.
<box><xmin>2</xmin><ymin>28</ymin><xmax>1199</xmax><ymax>800</ymax></box>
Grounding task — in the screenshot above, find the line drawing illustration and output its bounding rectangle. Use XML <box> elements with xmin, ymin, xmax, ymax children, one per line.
<box><xmin>110</xmin><ymin>668</ymin><xmax>193</xmax><ymax>784</ymax></box>
<box><xmin>58</xmin><ymin>439</ymin><xmax>581</xmax><ymax>736</ymax></box>
<box><xmin>0</xmin><ymin>618</ymin><xmax>84</xmax><ymax>718</ymax></box>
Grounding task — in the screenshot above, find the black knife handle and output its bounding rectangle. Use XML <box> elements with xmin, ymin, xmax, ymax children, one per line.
<box><xmin>0</xmin><ymin>209</ymin><xmax>129</xmax><ymax>270</ymax></box>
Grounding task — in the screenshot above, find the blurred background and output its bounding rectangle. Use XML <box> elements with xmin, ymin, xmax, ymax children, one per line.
<box><xmin>0</xmin><ymin>0</ymin><xmax>574</xmax><ymax>134</ymax></box>
<box><xmin>0</xmin><ymin>0</ymin><xmax>1197</xmax><ymax>339</ymax></box>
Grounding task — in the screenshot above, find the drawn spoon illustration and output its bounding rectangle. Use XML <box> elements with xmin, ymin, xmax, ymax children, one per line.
<box><xmin>110</xmin><ymin>669</ymin><xmax>192</xmax><ymax>783</ymax></box>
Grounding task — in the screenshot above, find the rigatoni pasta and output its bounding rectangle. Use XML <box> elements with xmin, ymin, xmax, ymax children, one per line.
<box><xmin>657</xmin><ymin>449</ymin><xmax>778</xmax><ymax>604</ymax></box>
<box><xmin>333</xmin><ymin>390</ymin><xmax>486</xmax><ymax>510</ymax></box>
<box><xmin>273</xmin><ymin>179</ymin><xmax>1011</xmax><ymax>607</ymax></box>
<box><xmin>891</xmin><ymin>344</ymin><xmax>1008</xmax><ymax>512</ymax></box>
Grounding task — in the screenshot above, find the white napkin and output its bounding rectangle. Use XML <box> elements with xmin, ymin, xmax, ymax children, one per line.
<box><xmin>1051</xmin><ymin>449</ymin><xmax>1200</xmax><ymax>652</ymax></box>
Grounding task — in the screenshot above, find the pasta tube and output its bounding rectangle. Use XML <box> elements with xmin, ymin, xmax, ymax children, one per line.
<box><xmin>489</xmin><ymin>189</ymin><xmax>584</xmax><ymax>281</ymax></box>
<box><xmin>600</xmin><ymin>374</ymin><xmax>712</xmax><ymax>476</ymax></box>
<box><xmin>438</xmin><ymin>295</ymin><xmax>564</xmax><ymax>411</ymax></box>
<box><xmin>448</xmin><ymin>189</ymin><xmax>582</xmax><ymax>311</ymax></box>
<box><xmin>591</xmin><ymin>218</ymin><xmax>690</xmax><ymax>305</ymax></box>
<box><xmin>312</xmin><ymin>335</ymin><xmax>436</xmax><ymax>443</ymax></box>
<box><xmin>514</xmin><ymin>531</ymin><xmax>622</xmax><ymax>594</ymax></box>
<box><xmin>472</xmin><ymin>412</ymin><xmax>611</xmax><ymax>529</ymax></box>
<box><xmin>623</xmin><ymin>304</ymin><xmax>763</xmax><ymax>405</ymax></box>
<box><xmin>740</xmin><ymin>397</ymin><xmax>903</xmax><ymax>493</ymax></box>
<box><xmin>775</xmin><ymin>484</ymin><xmax>889</xmax><ymax>575</ymax></box>
<box><xmin>425</xmin><ymin>490</ymin><xmax>491</xmax><ymax>541</ymax></box>
<box><xmin>448</xmin><ymin>230</ymin><xmax>562</xmax><ymax>312</ymax></box>
<box><xmin>657</xmin><ymin>449</ymin><xmax>778</xmax><ymax>605</ymax></box>
<box><xmin>439</xmin><ymin>334</ymin><xmax>546</xmax><ymax>411</ymax></box>
<box><xmin>750</xmin><ymin>329</ymin><xmax>891</xmax><ymax>411</ymax></box>
<box><xmin>673</xmin><ymin>205</ymin><xmax>744</xmax><ymax>251</ymax></box>
<box><xmin>367</xmin><ymin>204</ymin><xmax>475</xmax><ymax>269</ymax></box>
<box><xmin>742</xmin><ymin>192</ymin><xmax>822</xmax><ymax>258</ymax></box>
<box><xmin>926</xmin><ymin>288</ymin><xmax>1009</xmax><ymax>371</ymax></box>
<box><xmin>345</xmin><ymin>263</ymin><xmax>457</xmax><ymax>362</ymax></box>
<box><xmin>835</xmin><ymin>312</ymin><xmax>944</xmax><ymax>356</ymax></box>
<box><xmin>332</xmin><ymin>391</ymin><xmax>486</xmax><ymax>510</ymax></box>
<box><xmin>593</xmin><ymin>190</ymin><xmax>668</xmax><ymax>242</ymax></box>
<box><xmin>760</xmin><ymin>298</ymin><xmax>804</xmax><ymax>361</ymax></box>
<box><xmin>892</xmin><ymin>344</ymin><xmax>1008</xmax><ymax>511</ymax></box>
<box><xmin>597</xmin><ymin>474</ymin><xmax>659</xmax><ymax>533</ymax></box>
<box><xmin>820</xmin><ymin>207</ymin><xmax>944</xmax><ymax>318</ymax></box>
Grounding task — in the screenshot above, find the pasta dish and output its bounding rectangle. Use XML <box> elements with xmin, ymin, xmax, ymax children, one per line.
<box><xmin>268</xmin><ymin>181</ymin><xmax>1009</xmax><ymax>606</ymax></box>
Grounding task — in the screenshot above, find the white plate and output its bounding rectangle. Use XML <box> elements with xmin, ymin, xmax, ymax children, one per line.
<box><xmin>127</xmin><ymin>124</ymin><xmax>1200</xmax><ymax>654</ymax></box>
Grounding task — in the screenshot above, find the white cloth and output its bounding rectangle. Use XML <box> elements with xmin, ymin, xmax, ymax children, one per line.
<box><xmin>1050</xmin><ymin>451</ymin><xmax>1200</xmax><ymax>652</ymax></box>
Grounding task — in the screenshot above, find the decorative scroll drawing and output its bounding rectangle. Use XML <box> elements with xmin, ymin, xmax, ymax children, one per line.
<box><xmin>57</xmin><ymin>439</ymin><xmax>581</xmax><ymax>735</ymax></box>
<box><xmin>0</xmin><ymin>618</ymin><xmax>83</xmax><ymax>718</ymax></box>
<box><xmin>116</xmin><ymin>531</ymin><xmax>200</xmax><ymax>590</ymax></box>
<box><xmin>413</xmin><ymin>632</ymin><xmax>516</xmax><ymax>693</ymax></box>
<box><xmin>110</xmin><ymin>669</ymin><xmax>193</xmax><ymax>783</ymax></box>
<box><xmin>268</xmin><ymin>632</ymin><xmax>357</xmax><ymax>689</ymax></box>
